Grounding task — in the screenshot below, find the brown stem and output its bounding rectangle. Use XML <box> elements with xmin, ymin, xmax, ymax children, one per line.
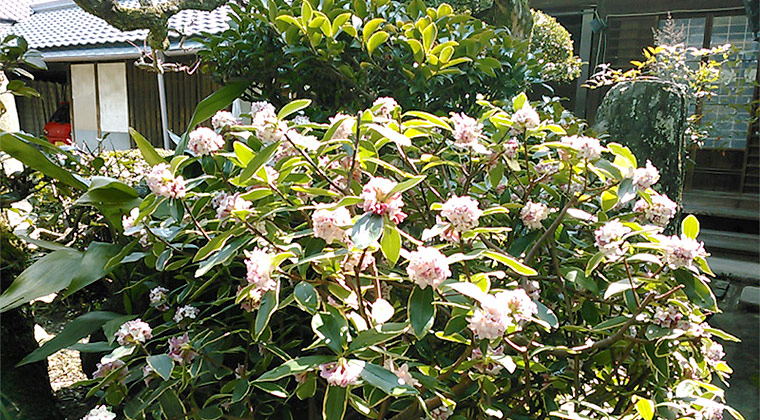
<box><xmin>182</xmin><ymin>200</ymin><xmax>211</xmax><ymax>241</ymax></box>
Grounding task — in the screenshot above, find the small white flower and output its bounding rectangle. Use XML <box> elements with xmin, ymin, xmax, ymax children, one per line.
<box><xmin>406</xmin><ymin>247</ymin><xmax>451</xmax><ymax>290</ymax></box>
<box><xmin>244</xmin><ymin>249</ymin><xmax>276</xmax><ymax>291</ymax></box>
<box><xmin>81</xmin><ymin>405</ymin><xmax>116</xmax><ymax>420</ymax></box>
<box><xmin>652</xmin><ymin>305</ymin><xmax>684</xmax><ymax>329</ymax></box>
<box><xmin>329</xmin><ymin>113</ymin><xmax>354</xmax><ymax>140</ymax></box>
<box><xmin>319</xmin><ymin>360</ymin><xmax>362</xmax><ymax>387</ymax></box>
<box><xmin>146</xmin><ymin>163</ymin><xmax>186</xmax><ymax>199</ymax></box>
<box><xmin>343</xmin><ymin>250</ymin><xmax>376</xmax><ymax>274</ymax></box>
<box><xmin>634</xmin><ymin>193</ymin><xmax>677</xmax><ymax>226</ymax></box>
<box><xmin>384</xmin><ymin>359</ymin><xmax>419</xmax><ymax>387</ymax></box>
<box><xmin>188</xmin><ymin>126</ymin><xmax>225</xmax><ymax>155</ymax></box>
<box><xmin>520</xmin><ymin>201</ymin><xmax>551</xmax><ymax>230</ymax></box>
<box><xmin>450</xmin><ymin>112</ymin><xmax>489</xmax><ymax>154</ymax></box>
<box><xmin>633</xmin><ymin>160</ymin><xmax>660</xmax><ymax>190</ymax></box>
<box><xmin>440</xmin><ymin>196</ymin><xmax>483</xmax><ymax>233</ymax></box>
<box><xmin>115</xmin><ymin>319</ymin><xmax>152</xmax><ymax>346</ymax></box>
<box><xmin>594</xmin><ymin>220</ymin><xmax>631</xmax><ymax>259</ymax></box>
<box><xmin>360</xmin><ymin>177</ymin><xmax>407</xmax><ymax>224</ymax></box>
<box><xmin>122</xmin><ymin>207</ymin><xmax>140</xmax><ymax>233</ymax></box>
<box><xmin>211</xmin><ymin>110</ymin><xmax>240</xmax><ymax>131</ymax></box>
<box><xmin>173</xmin><ymin>305</ymin><xmax>199</xmax><ymax>323</ymax></box>
<box><xmin>149</xmin><ymin>286</ymin><xmax>169</xmax><ymax>309</ymax></box>
<box><xmin>702</xmin><ymin>341</ymin><xmax>725</xmax><ymax>367</ymax></box>
<box><xmin>372</xmin><ymin>97</ymin><xmax>398</xmax><ymax>118</ymax></box>
<box><xmin>312</xmin><ymin>206</ymin><xmax>351</xmax><ymax>244</ymax></box>
<box><xmin>213</xmin><ymin>192</ymin><xmax>252</xmax><ymax>220</ymax></box>
<box><xmin>511</xmin><ymin>104</ymin><xmax>540</xmax><ymax>130</ymax></box>
<box><xmin>371</xmin><ymin>298</ymin><xmax>395</xmax><ymax>324</ymax></box>
<box><xmin>659</xmin><ymin>234</ymin><xmax>708</xmax><ymax>269</ymax></box>
<box><xmin>468</xmin><ymin>289</ymin><xmax>537</xmax><ymax>339</ymax></box>
<box><xmin>561</xmin><ymin>135</ymin><xmax>604</xmax><ymax>161</ymax></box>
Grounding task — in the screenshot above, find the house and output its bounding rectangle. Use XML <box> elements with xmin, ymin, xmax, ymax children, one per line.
<box><xmin>4</xmin><ymin>0</ymin><xmax>229</xmax><ymax>151</ymax></box>
<box><xmin>531</xmin><ymin>0</ymin><xmax>760</xmax><ymax>275</ymax></box>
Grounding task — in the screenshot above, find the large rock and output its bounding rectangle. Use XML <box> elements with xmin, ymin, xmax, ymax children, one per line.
<box><xmin>594</xmin><ymin>80</ymin><xmax>688</xmax><ymax>206</ymax></box>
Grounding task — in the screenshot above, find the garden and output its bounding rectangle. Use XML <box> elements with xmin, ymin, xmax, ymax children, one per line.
<box><xmin>0</xmin><ymin>0</ymin><xmax>752</xmax><ymax>419</ymax></box>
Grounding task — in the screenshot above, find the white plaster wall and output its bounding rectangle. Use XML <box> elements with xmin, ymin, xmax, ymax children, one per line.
<box><xmin>70</xmin><ymin>63</ymin><xmax>99</xmax><ymax>151</ymax></box>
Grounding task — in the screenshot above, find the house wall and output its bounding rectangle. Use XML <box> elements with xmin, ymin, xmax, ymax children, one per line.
<box><xmin>70</xmin><ymin>62</ymin><xmax>130</xmax><ymax>151</ymax></box>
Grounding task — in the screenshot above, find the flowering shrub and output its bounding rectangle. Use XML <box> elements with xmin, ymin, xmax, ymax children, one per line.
<box><xmin>529</xmin><ymin>10</ymin><xmax>582</xmax><ymax>83</ymax></box>
<box><xmin>2</xmin><ymin>91</ymin><xmax>743</xmax><ymax>420</ymax></box>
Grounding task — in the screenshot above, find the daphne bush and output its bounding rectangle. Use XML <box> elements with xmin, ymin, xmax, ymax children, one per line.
<box><xmin>1</xmin><ymin>87</ymin><xmax>743</xmax><ymax>420</ymax></box>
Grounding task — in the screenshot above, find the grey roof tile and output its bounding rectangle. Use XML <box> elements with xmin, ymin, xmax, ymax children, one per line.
<box><xmin>0</xmin><ymin>0</ymin><xmax>33</xmax><ymax>23</ymax></box>
<box><xmin>10</xmin><ymin>0</ymin><xmax>229</xmax><ymax>49</ymax></box>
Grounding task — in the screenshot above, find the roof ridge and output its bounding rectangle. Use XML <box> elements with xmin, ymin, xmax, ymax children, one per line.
<box><xmin>31</xmin><ymin>0</ymin><xmax>77</xmax><ymax>13</ymax></box>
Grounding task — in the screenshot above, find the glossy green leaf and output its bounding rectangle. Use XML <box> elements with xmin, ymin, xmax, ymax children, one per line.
<box><xmin>380</xmin><ymin>224</ymin><xmax>401</xmax><ymax>265</ymax></box>
<box><xmin>238</xmin><ymin>141</ymin><xmax>280</xmax><ymax>184</ymax></box>
<box><xmin>348</xmin><ymin>322</ymin><xmax>407</xmax><ymax>352</ymax></box>
<box><xmin>129</xmin><ymin>127</ymin><xmax>165</xmax><ymax>166</ymax></box>
<box><xmin>408</xmin><ymin>286</ymin><xmax>435</xmax><ymax>339</ymax></box>
<box><xmin>673</xmin><ymin>269</ymin><xmax>717</xmax><ymax>311</ymax></box>
<box><xmin>254</xmin><ymin>289</ymin><xmax>279</xmax><ymax>340</ymax></box>
<box><xmin>312</xmin><ymin>308</ymin><xmax>348</xmax><ymax>354</ymax></box>
<box><xmin>147</xmin><ymin>354</ymin><xmax>175</xmax><ymax>381</ymax></box>
<box><xmin>256</xmin><ymin>356</ymin><xmax>336</xmax><ymax>382</ymax></box>
<box><xmin>682</xmin><ymin>214</ymin><xmax>700</xmax><ymax>239</ymax></box>
<box><xmin>634</xmin><ymin>397</ymin><xmax>654</xmax><ymax>420</ymax></box>
<box><xmin>0</xmin><ymin>133</ymin><xmax>87</xmax><ymax>190</ymax></box>
<box><xmin>16</xmin><ymin>311</ymin><xmax>121</xmax><ymax>366</ymax></box>
<box><xmin>482</xmin><ymin>250</ymin><xmax>537</xmax><ymax>276</ymax></box>
<box><xmin>277</xmin><ymin>99</ymin><xmax>312</xmax><ymax>120</ymax></box>
<box><xmin>351</xmin><ymin>213</ymin><xmax>383</xmax><ymax>249</ymax></box>
<box><xmin>360</xmin><ymin>362</ymin><xmax>416</xmax><ymax>396</ymax></box>
<box><xmin>294</xmin><ymin>281</ymin><xmax>319</xmax><ymax>314</ymax></box>
<box><xmin>367</xmin><ymin>31</ymin><xmax>389</xmax><ymax>54</ymax></box>
<box><xmin>65</xmin><ymin>242</ymin><xmax>121</xmax><ymax>297</ymax></box>
<box><xmin>0</xmin><ymin>249</ymin><xmax>82</xmax><ymax>312</ymax></box>
<box><xmin>323</xmin><ymin>385</ymin><xmax>348</xmax><ymax>420</ymax></box>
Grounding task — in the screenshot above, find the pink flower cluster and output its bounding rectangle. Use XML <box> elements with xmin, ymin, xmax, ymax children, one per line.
<box><xmin>360</xmin><ymin>177</ymin><xmax>407</xmax><ymax>224</ymax></box>
<box><xmin>329</xmin><ymin>113</ymin><xmax>354</xmax><ymax>140</ymax></box>
<box><xmin>312</xmin><ymin>206</ymin><xmax>351</xmax><ymax>244</ymax></box>
<box><xmin>652</xmin><ymin>305</ymin><xmax>686</xmax><ymax>330</ymax></box>
<box><xmin>440</xmin><ymin>195</ymin><xmax>483</xmax><ymax>233</ymax></box>
<box><xmin>470</xmin><ymin>346</ymin><xmax>505</xmax><ymax>375</ymax></box>
<box><xmin>450</xmin><ymin>112</ymin><xmax>484</xmax><ymax>149</ymax></box>
<box><xmin>115</xmin><ymin>319</ymin><xmax>152</xmax><ymax>346</ymax></box>
<box><xmin>93</xmin><ymin>360</ymin><xmax>126</xmax><ymax>381</ymax></box>
<box><xmin>188</xmin><ymin>126</ymin><xmax>225</xmax><ymax>156</ymax></box>
<box><xmin>504</xmin><ymin>138</ymin><xmax>520</xmax><ymax>159</ymax></box>
<box><xmin>520</xmin><ymin>201</ymin><xmax>551</xmax><ymax>230</ymax></box>
<box><xmin>634</xmin><ymin>193</ymin><xmax>677</xmax><ymax>226</ymax></box>
<box><xmin>384</xmin><ymin>359</ymin><xmax>419</xmax><ymax>387</ymax></box>
<box><xmin>511</xmin><ymin>104</ymin><xmax>540</xmax><ymax>130</ymax></box>
<box><xmin>211</xmin><ymin>110</ymin><xmax>240</xmax><ymax>131</ymax></box>
<box><xmin>244</xmin><ymin>249</ymin><xmax>276</xmax><ymax>290</ymax></box>
<box><xmin>173</xmin><ymin>305</ymin><xmax>199</xmax><ymax>323</ymax></box>
<box><xmin>251</xmin><ymin>102</ymin><xmax>289</xmax><ymax>143</ymax></box>
<box><xmin>168</xmin><ymin>333</ymin><xmax>197</xmax><ymax>364</ymax></box>
<box><xmin>468</xmin><ymin>289</ymin><xmax>537</xmax><ymax>339</ymax></box>
<box><xmin>561</xmin><ymin>135</ymin><xmax>604</xmax><ymax>161</ymax></box>
<box><xmin>702</xmin><ymin>341</ymin><xmax>725</xmax><ymax>367</ymax></box>
<box><xmin>343</xmin><ymin>250</ymin><xmax>376</xmax><ymax>274</ymax></box>
<box><xmin>659</xmin><ymin>234</ymin><xmax>708</xmax><ymax>269</ymax></box>
<box><xmin>406</xmin><ymin>247</ymin><xmax>451</xmax><ymax>289</ymax></box>
<box><xmin>149</xmin><ymin>286</ymin><xmax>169</xmax><ymax>311</ymax></box>
<box><xmin>212</xmin><ymin>192</ymin><xmax>252</xmax><ymax>220</ymax></box>
<box><xmin>632</xmin><ymin>160</ymin><xmax>660</xmax><ymax>190</ymax></box>
<box><xmin>594</xmin><ymin>220</ymin><xmax>631</xmax><ymax>259</ymax></box>
<box><xmin>146</xmin><ymin>163</ymin><xmax>186</xmax><ymax>199</ymax></box>
<box><xmin>319</xmin><ymin>360</ymin><xmax>363</xmax><ymax>387</ymax></box>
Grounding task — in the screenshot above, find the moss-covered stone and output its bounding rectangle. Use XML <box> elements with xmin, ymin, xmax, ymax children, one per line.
<box><xmin>594</xmin><ymin>80</ymin><xmax>688</xmax><ymax>208</ymax></box>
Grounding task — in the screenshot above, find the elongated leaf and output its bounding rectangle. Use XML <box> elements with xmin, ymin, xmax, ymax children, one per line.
<box><xmin>256</xmin><ymin>356</ymin><xmax>336</xmax><ymax>382</ymax></box>
<box><xmin>16</xmin><ymin>311</ymin><xmax>121</xmax><ymax>366</ymax></box>
<box><xmin>129</xmin><ymin>128</ymin><xmax>165</xmax><ymax>165</ymax></box>
<box><xmin>294</xmin><ymin>281</ymin><xmax>319</xmax><ymax>314</ymax></box>
<box><xmin>380</xmin><ymin>224</ymin><xmax>401</xmax><ymax>265</ymax></box>
<box><xmin>367</xmin><ymin>31</ymin><xmax>389</xmax><ymax>54</ymax></box>
<box><xmin>323</xmin><ymin>386</ymin><xmax>348</xmax><ymax>420</ymax></box>
<box><xmin>66</xmin><ymin>242</ymin><xmax>121</xmax><ymax>297</ymax></box>
<box><xmin>482</xmin><ymin>250</ymin><xmax>537</xmax><ymax>276</ymax></box>
<box><xmin>387</xmin><ymin>175</ymin><xmax>425</xmax><ymax>197</ymax></box>
<box><xmin>408</xmin><ymin>286</ymin><xmax>435</xmax><ymax>339</ymax></box>
<box><xmin>311</xmin><ymin>308</ymin><xmax>348</xmax><ymax>354</ymax></box>
<box><xmin>359</xmin><ymin>362</ymin><xmax>416</xmax><ymax>396</ymax></box>
<box><xmin>177</xmin><ymin>80</ymin><xmax>250</xmax><ymax>154</ymax></box>
<box><xmin>348</xmin><ymin>323</ymin><xmax>408</xmax><ymax>352</ymax></box>
<box><xmin>673</xmin><ymin>269</ymin><xmax>717</xmax><ymax>311</ymax></box>
<box><xmin>147</xmin><ymin>354</ymin><xmax>175</xmax><ymax>381</ymax></box>
<box><xmin>593</xmin><ymin>315</ymin><xmax>629</xmax><ymax>331</ymax></box>
<box><xmin>254</xmin><ymin>289</ymin><xmax>279</xmax><ymax>340</ymax></box>
<box><xmin>238</xmin><ymin>142</ymin><xmax>279</xmax><ymax>184</ymax></box>
<box><xmin>0</xmin><ymin>133</ymin><xmax>87</xmax><ymax>190</ymax></box>
<box><xmin>277</xmin><ymin>99</ymin><xmax>312</xmax><ymax>120</ymax></box>
<box><xmin>368</xmin><ymin>123</ymin><xmax>411</xmax><ymax>147</ymax></box>
<box><xmin>0</xmin><ymin>249</ymin><xmax>82</xmax><ymax>312</ymax></box>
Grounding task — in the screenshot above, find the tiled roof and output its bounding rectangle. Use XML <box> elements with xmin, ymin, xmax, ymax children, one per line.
<box><xmin>0</xmin><ymin>0</ymin><xmax>33</xmax><ymax>23</ymax></box>
<box><xmin>10</xmin><ymin>0</ymin><xmax>229</xmax><ymax>50</ymax></box>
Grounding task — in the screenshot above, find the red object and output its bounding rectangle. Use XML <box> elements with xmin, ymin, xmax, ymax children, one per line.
<box><xmin>44</xmin><ymin>102</ymin><xmax>72</xmax><ymax>146</ymax></box>
<box><xmin>44</xmin><ymin>121</ymin><xmax>72</xmax><ymax>145</ymax></box>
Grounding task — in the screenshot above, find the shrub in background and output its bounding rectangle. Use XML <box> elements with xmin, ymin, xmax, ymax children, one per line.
<box><xmin>529</xmin><ymin>10</ymin><xmax>582</xmax><ymax>83</ymax></box>
<box><xmin>1</xmin><ymin>88</ymin><xmax>742</xmax><ymax>420</ymax></box>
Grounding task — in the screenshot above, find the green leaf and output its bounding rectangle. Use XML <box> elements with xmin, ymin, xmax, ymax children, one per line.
<box><xmin>323</xmin><ymin>386</ymin><xmax>348</xmax><ymax>420</ymax></box>
<box><xmin>404</xmin><ymin>111</ymin><xmax>452</xmax><ymax>130</ymax></box>
<box><xmin>387</xmin><ymin>175</ymin><xmax>425</xmax><ymax>197</ymax></box>
<box><xmin>513</xmin><ymin>93</ymin><xmax>528</xmax><ymax>111</ymax></box>
<box><xmin>380</xmin><ymin>224</ymin><xmax>401</xmax><ymax>265</ymax></box>
<box><xmin>408</xmin><ymin>286</ymin><xmax>435</xmax><ymax>339</ymax></box>
<box><xmin>367</xmin><ymin>31</ymin><xmax>389</xmax><ymax>54</ymax></box>
<box><xmin>65</xmin><ymin>242</ymin><xmax>121</xmax><ymax>297</ymax></box>
<box><xmin>585</xmin><ymin>251</ymin><xmax>605</xmax><ymax>276</ymax></box>
<box><xmin>633</xmin><ymin>397</ymin><xmax>654</xmax><ymax>420</ymax></box>
<box><xmin>348</xmin><ymin>322</ymin><xmax>408</xmax><ymax>352</ymax></box>
<box><xmin>360</xmin><ymin>362</ymin><xmax>416</xmax><ymax>396</ymax></box>
<box><xmin>294</xmin><ymin>281</ymin><xmax>319</xmax><ymax>314</ymax></box>
<box><xmin>673</xmin><ymin>269</ymin><xmax>717</xmax><ymax>311</ymax></box>
<box><xmin>296</xmin><ymin>373</ymin><xmax>317</xmax><ymax>400</ymax></box>
<box><xmin>482</xmin><ymin>250</ymin><xmax>537</xmax><ymax>276</ymax></box>
<box><xmin>312</xmin><ymin>308</ymin><xmax>348</xmax><ymax>354</ymax></box>
<box><xmin>421</xmin><ymin>23</ymin><xmax>437</xmax><ymax>52</ymax></box>
<box><xmin>367</xmin><ymin>123</ymin><xmax>411</xmax><ymax>147</ymax></box>
<box><xmin>277</xmin><ymin>99</ymin><xmax>312</xmax><ymax>120</ymax></box>
<box><xmin>194</xmin><ymin>228</ymin><xmax>240</xmax><ymax>262</ymax></box>
<box><xmin>159</xmin><ymin>389</ymin><xmax>185</xmax><ymax>418</ymax></box>
<box><xmin>256</xmin><ymin>356</ymin><xmax>336</xmax><ymax>382</ymax></box>
<box><xmin>362</xmin><ymin>18</ymin><xmax>385</xmax><ymax>44</ymax></box>
<box><xmin>601</xmin><ymin>190</ymin><xmax>617</xmax><ymax>212</ymax></box>
<box><xmin>177</xmin><ymin>80</ymin><xmax>250</xmax><ymax>154</ymax></box>
<box><xmin>681</xmin><ymin>215</ymin><xmax>700</xmax><ymax>239</ymax></box>
<box><xmin>617</xmin><ymin>178</ymin><xmax>636</xmax><ymax>204</ymax></box>
<box><xmin>0</xmin><ymin>249</ymin><xmax>82</xmax><ymax>312</ymax></box>
<box><xmin>195</xmin><ymin>237</ymin><xmax>250</xmax><ymax>277</ymax></box>
<box><xmin>254</xmin><ymin>289</ymin><xmax>279</xmax><ymax>340</ymax></box>
<box><xmin>197</xmin><ymin>406</ymin><xmax>223</xmax><ymax>420</ymax></box>
<box><xmin>593</xmin><ymin>315</ymin><xmax>629</xmax><ymax>331</ymax></box>
<box><xmin>0</xmin><ymin>133</ymin><xmax>87</xmax><ymax>190</ymax></box>
<box><xmin>534</xmin><ymin>301</ymin><xmax>558</xmax><ymax>329</ymax></box>
<box><xmin>351</xmin><ymin>213</ymin><xmax>383</xmax><ymax>249</ymax></box>
<box><xmin>16</xmin><ymin>311</ymin><xmax>121</xmax><ymax>366</ymax></box>
<box><xmin>233</xmin><ymin>141</ymin><xmax>254</xmax><ymax>166</ymax></box>
<box><xmin>147</xmin><ymin>354</ymin><xmax>175</xmax><ymax>381</ymax></box>
<box><xmin>254</xmin><ymin>382</ymin><xmax>289</xmax><ymax>398</ymax></box>
<box><xmin>129</xmin><ymin>128</ymin><xmax>165</xmax><ymax>166</ymax></box>
<box><xmin>607</xmin><ymin>143</ymin><xmax>637</xmax><ymax>167</ymax></box>
<box><xmin>238</xmin><ymin>142</ymin><xmax>279</xmax><ymax>184</ymax></box>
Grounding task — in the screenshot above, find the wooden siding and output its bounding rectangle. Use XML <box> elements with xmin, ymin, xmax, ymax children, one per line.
<box><xmin>15</xmin><ymin>79</ymin><xmax>69</xmax><ymax>136</ymax></box>
<box><xmin>126</xmin><ymin>60</ymin><xmax>221</xmax><ymax>148</ymax></box>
